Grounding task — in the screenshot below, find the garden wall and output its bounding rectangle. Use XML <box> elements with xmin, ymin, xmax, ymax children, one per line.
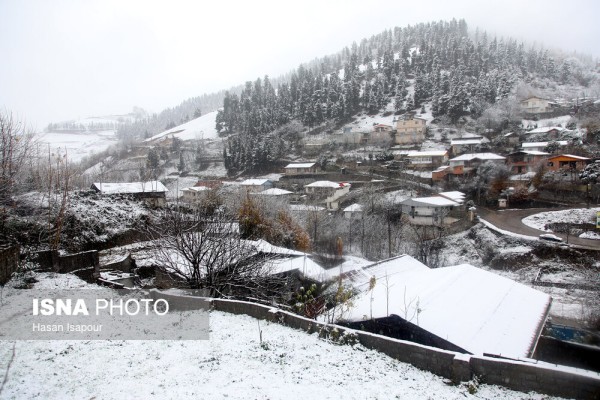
<box><xmin>205</xmin><ymin>297</ymin><xmax>600</xmax><ymax>399</ymax></box>
<box><xmin>32</xmin><ymin>249</ymin><xmax>99</xmax><ymax>277</ymax></box>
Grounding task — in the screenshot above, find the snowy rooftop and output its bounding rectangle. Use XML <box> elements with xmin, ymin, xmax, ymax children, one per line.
<box><xmin>547</xmin><ymin>154</ymin><xmax>590</xmax><ymax>161</ymax></box>
<box><xmin>402</xmin><ymin>197</ymin><xmax>459</xmax><ymax>207</ymax></box>
<box><xmin>509</xmin><ymin>150</ymin><xmax>550</xmax><ymax>156</ymax></box>
<box><xmin>450</xmin><ymin>153</ymin><xmax>505</xmax><ymax>162</ymax></box>
<box><xmin>526</xmin><ymin>126</ymin><xmax>564</xmax><ymax>134</ymax></box>
<box><xmin>406</xmin><ymin>150</ymin><xmax>447</xmax><ymax>157</ymax></box>
<box><xmin>344</xmin><ymin>256</ymin><xmax>552</xmax><ymax>358</ymax></box>
<box><xmin>284</xmin><ymin>162</ymin><xmax>316</xmax><ymax>169</ymax></box>
<box><xmin>450</xmin><ymin>138</ymin><xmax>482</xmax><ymax>145</ymax></box>
<box><xmin>248</xmin><ymin>239</ymin><xmax>305</xmax><ymax>257</ymax></box>
<box><xmin>182</xmin><ymin>186</ymin><xmax>210</xmax><ymax>192</ymax></box>
<box><xmin>522</xmin><ymin>141</ymin><xmax>568</xmax><ymax>148</ymax></box>
<box><xmin>305</xmin><ymin>181</ymin><xmax>350</xmax><ymax>188</ymax></box>
<box><xmin>91</xmin><ymin>181</ymin><xmax>168</xmax><ymax>194</ymax></box>
<box><xmin>343</xmin><ymin>203</ymin><xmax>364</xmax><ymax>212</ymax></box>
<box><xmin>438</xmin><ymin>191</ymin><xmax>466</xmax><ymax>204</ymax></box>
<box><xmin>520</xmin><ymin>96</ymin><xmax>551</xmax><ymax>102</ymax></box>
<box><xmin>269</xmin><ymin>255</ymin><xmax>328</xmax><ymax>282</ymax></box>
<box><xmin>240</xmin><ymin>179</ymin><xmax>272</xmax><ymax>186</ymax></box>
<box><xmin>254</xmin><ymin>188</ymin><xmax>293</xmax><ymax>196</ymax></box>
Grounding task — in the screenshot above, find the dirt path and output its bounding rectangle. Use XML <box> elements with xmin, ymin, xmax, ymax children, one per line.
<box><xmin>477</xmin><ymin>206</ymin><xmax>600</xmax><ymax>250</ymax></box>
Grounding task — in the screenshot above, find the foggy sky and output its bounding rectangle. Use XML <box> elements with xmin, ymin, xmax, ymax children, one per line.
<box><xmin>1</xmin><ymin>0</ymin><xmax>598</xmax><ymax>130</ymax></box>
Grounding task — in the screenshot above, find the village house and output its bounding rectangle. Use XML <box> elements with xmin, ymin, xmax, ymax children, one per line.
<box><xmin>304</xmin><ymin>181</ymin><xmax>351</xmax><ymax>211</ymax></box>
<box><xmin>521</xmin><ymin>141</ymin><xmax>568</xmax><ymax>153</ymax></box>
<box><xmin>503</xmin><ymin>132</ymin><xmax>520</xmax><ymax>146</ymax></box>
<box><xmin>181</xmin><ymin>180</ymin><xmax>223</xmax><ymax>203</ymax></box>
<box><xmin>394</xmin><ymin>115</ymin><xmax>426</xmax><ymax>145</ymax></box>
<box><xmin>406</xmin><ymin>150</ymin><xmax>448</xmax><ymax>168</ymax></box>
<box><xmin>239</xmin><ymin>178</ymin><xmax>274</xmax><ymax>193</ymax></box>
<box><xmin>343</xmin><ymin>203</ymin><xmax>363</xmax><ymax>219</ymax></box>
<box><xmin>90</xmin><ymin>181</ymin><xmax>168</xmax><ymax>207</ymax></box>
<box><xmin>431</xmin><ymin>165</ymin><xmax>452</xmax><ymax>182</ymax></box>
<box><xmin>328</xmin><ymin>126</ymin><xmax>365</xmax><ymax>146</ymax></box>
<box><xmin>370</xmin><ymin>124</ymin><xmax>394</xmax><ymax>145</ymax></box>
<box><xmin>506</xmin><ymin>150</ymin><xmax>550</xmax><ymax>174</ymax></box>
<box><xmin>520</xmin><ymin>96</ymin><xmax>555</xmax><ymax>114</ymax></box>
<box><xmin>284</xmin><ymin>162</ymin><xmax>318</xmax><ymax>175</ymax></box>
<box><xmin>450</xmin><ymin>135</ymin><xmax>485</xmax><ymax>155</ymax></box>
<box><xmin>181</xmin><ymin>186</ymin><xmax>211</xmax><ymax>202</ymax></box>
<box><xmin>448</xmin><ymin>152</ymin><xmax>506</xmax><ymax>175</ymax></box>
<box><xmin>399</xmin><ymin>196</ymin><xmax>460</xmax><ymax>225</ymax></box>
<box><xmin>433</xmin><ymin>154</ymin><xmax>504</xmax><ymax>182</ymax></box>
<box><xmin>338</xmin><ymin>255</ymin><xmax>551</xmax><ymax>358</ymax></box>
<box><xmin>253</xmin><ymin>188</ymin><xmax>294</xmax><ymax>197</ymax></box>
<box><xmin>546</xmin><ymin>154</ymin><xmax>591</xmax><ymax>172</ymax></box>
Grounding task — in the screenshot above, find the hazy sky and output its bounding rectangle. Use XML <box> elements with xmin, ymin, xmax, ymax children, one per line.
<box><xmin>1</xmin><ymin>0</ymin><xmax>598</xmax><ymax>130</ymax></box>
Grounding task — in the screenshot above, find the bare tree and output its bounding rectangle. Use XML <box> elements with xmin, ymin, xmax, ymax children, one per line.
<box><xmin>407</xmin><ymin>222</ymin><xmax>447</xmax><ymax>268</ymax></box>
<box><xmin>147</xmin><ymin>206</ymin><xmax>287</xmax><ymax>300</ymax></box>
<box><xmin>0</xmin><ymin>112</ymin><xmax>35</xmax><ymax>237</ymax></box>
<box><xmin>0</xmin><ymin>112</ymin><xmax>35</xmax><ymax>204</ymax></box>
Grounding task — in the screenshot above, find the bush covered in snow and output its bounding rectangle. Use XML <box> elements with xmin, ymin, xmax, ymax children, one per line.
<box><xmin>60</xmin><ymin>192</ymin><xmax>152</xmax><ymax>251</ymax></box>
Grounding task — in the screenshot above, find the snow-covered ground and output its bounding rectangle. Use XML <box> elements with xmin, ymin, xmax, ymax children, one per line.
<box><xmin>383</xmin><ymin>189</ymin><xmax>412</xmax><ymax>204</ymax></box>
<box><xmin>145</xmin><ymin>111</ymin><xmax>219</xmax><ymax>143</ymax></box>
<box><xmin>0</xmin><ymin>274</ymin><xmax>568</xmax><ymax>399</ymax></box>
<box><xmin>522</xmin><ymin>208</ymin><xmax>600</xmax><ymax>238</ymax></box>
<box><xmin>36</xmin><ymin>130</ymin><xmax>119</xmax><ymax>163</ymax></box>
<box><xmin>522</xmin><ymin>115</ymin><xmax>573</xmax><ymax>130</ymax></box>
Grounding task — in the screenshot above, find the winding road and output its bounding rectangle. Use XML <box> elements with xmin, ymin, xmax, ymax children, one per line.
<box><xmin>477</xmin><ymin>206</ymin><xmax>600</xmax><ymax>250</ymax></box>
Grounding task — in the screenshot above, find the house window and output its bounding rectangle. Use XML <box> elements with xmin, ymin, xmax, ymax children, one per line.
<box><xmin>548</xmin><ymin>162</ymin><xmax>554</xmax><ymax>167</ymax></box>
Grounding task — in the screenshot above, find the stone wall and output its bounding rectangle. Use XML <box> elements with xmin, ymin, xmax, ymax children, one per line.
<box><xmin>31</xmin><ymin>249</ymin><xmax>99</xmax><ymax>277</ymax></box>
<box><xmin>206</xmin><ymin>297</ymin><xmax>600</xmax><ymax>399</ymax></box>
<box><xmin>59</xmin><ymin>250</ymin><xmax>99</xmax><ymax>273</ymax></box>
<box><xmin>0</xmin><ymin>246</ymin><xmax>20</xmax><ymax>285</ymax></box>
<box><xmin>470</xmin><ymin>355</ymin><xmax>599</xmax><ymax>399</ymax></box>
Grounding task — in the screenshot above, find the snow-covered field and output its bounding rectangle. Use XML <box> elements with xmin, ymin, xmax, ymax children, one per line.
<box><xmin>36</xmin><ymin>130</ymin><xmax>119</xmax><ymax>163</ymax></box>
<box><xmin>0</xmin><ymin>275</ymin><xmax>565</xmax><ymax>400</ymax></box>
<box><xmin>145</xmin><ymin>111</ymin><xmax>219</xmax><ymax>143</ymax></box>
<box><xmin>522</xmin><ymin>115</ymin><xmax>573</xmax><ymax>130</ymax></box>
<box><xmin>522</xmin><ymin>208</ymin><xmax>600</xmax><ymax>238</ymax></box>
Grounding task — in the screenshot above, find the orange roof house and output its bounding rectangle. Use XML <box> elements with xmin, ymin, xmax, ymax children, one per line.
<box><xmin>546</xmin><ymin>154</ymin><xmax>591</xmax><ymax>172</ymax></box>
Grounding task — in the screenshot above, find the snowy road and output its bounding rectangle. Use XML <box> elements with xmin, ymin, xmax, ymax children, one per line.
<box><xmin>477</xmin><ymin>207</ymin><xmax>600</xmax><ymax>250</ymax></box>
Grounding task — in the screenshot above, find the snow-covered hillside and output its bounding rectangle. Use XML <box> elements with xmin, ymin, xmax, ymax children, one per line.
<box><xmin>145</xmin><ymin>111</ymin><xmax>218</xmax><ymax>143</ymax></box>
<box><xmin>38</xmin><ymin>115</ymin><xmax>138</xmax><ymax>163</ymax></box>
<box><xmin>37</xmin><ymin>130</ymin><xmax>119</xmax><ymax>163</ymax></box>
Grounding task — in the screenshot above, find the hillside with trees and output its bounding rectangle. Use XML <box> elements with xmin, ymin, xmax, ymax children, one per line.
<box><xmin>217</xmin><ymin>19</ymin><xmax>598</xmax><ymax>174</ymax></box>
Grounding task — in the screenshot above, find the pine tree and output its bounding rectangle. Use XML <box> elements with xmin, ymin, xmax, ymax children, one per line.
<box><xmin>177</xmin><ymin>152</ymin><xmax>186</xmax><ymax>173</ymax></box>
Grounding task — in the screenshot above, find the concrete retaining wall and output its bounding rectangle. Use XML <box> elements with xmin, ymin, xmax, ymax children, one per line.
<box><xmin>0</xmin><ymin>246</ymin><xmax>19</xmax><ymax>285</ymax></box>
<box><xmin>59</xmin><ymin>250</ymin><xmax>99</xmax><ymax>273</ymax></box>
<box><xmin>32</xmin><ymin>249</ymin><xmax>99</xmax><ymax>276</ymax></box>
<box><xmin>470</xmin><ymin>356</ymin><xmax>600</xmax><ymax>399</ymax></box>
<box><xmin>204</xmin><ymin>297</ymin><xmax>600</xmax><ymax>399</ymax></box>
